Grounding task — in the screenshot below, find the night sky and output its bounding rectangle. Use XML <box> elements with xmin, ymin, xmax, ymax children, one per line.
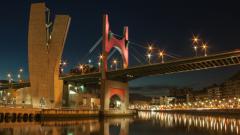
<box><xmin>0</xmin><ymin>0</ymin><xmax>240</xmax><ymax>96</ymax></box>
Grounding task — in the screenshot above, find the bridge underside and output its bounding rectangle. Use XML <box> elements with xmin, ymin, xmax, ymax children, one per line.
<box><xmin>0</xmin><ymin>83</ymin><xmax>30</xmax><ymax>90</ymax></box>
<box><xmin>61</xmin><ymin>50</ymin><xmax>240</xmax><ymax>83</ymax></box>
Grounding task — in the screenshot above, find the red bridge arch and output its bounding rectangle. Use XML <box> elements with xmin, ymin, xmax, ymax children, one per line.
<box><xmin>102</xmin><ymin>14</ymin><xmax>129</xmax><ymax>72</ymax></box>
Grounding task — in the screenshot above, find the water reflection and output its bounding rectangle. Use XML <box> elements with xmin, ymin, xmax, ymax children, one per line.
<box><xmin>138</xmin><ymin>111</ymin><xmax>240</xmax><ymax>134</ymax></box>
<box><xmin>0</xmin><ymin>118</ymin><xmax>132</xmax><ymax>135</ymax></box>
<box><xmin>1</xmin><ymin>112</ymin><xmax>240</xmax><ymax>135</ymax></box>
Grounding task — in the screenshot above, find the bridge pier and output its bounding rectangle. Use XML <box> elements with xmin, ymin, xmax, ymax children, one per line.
<box><xmin>100</xmin><ymin>80</ymin><xmax>129</xmax><ymax>115</ymax></box>
<box><xmin>62</xmin><ymin>81</ymin><xmax>70</xmax><ymax>107</ymax></box>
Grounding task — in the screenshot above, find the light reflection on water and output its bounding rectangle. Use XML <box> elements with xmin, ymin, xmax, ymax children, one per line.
<box><xmin>0</xmin><ymin>112</ymin><xmax>240</xmax><ymax>135</ymax></box>
<box><xmin>138</xmin><ymin>111</ymin><xmax>240</xmax><ymax>135</ymax></box>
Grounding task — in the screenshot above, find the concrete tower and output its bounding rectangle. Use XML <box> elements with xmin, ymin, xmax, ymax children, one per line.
<box><xmin>28</xmin><ymin>3</ymin><xmax>71</xmax><ymax>108</ymax></box>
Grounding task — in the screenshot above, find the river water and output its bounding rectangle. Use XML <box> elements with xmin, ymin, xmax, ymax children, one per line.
<box><xmin>0</xmin><ymin>111</ymin><xmax>240</xmax><ymax>135</ymax></box>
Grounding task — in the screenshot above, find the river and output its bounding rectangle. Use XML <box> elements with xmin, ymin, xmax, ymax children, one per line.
<box><xmin>0</xmin><ymin>111</ymin><xmax>239</xmax><ymax>135</ymax></box>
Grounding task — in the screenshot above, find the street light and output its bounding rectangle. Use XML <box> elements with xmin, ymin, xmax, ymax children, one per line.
<box><xmin>7</xmin><ymin>73</ymin><xmax>12</xmax><ymax>88</ymax></box>
<box><xmin>159</xmin><ymin>51</ymin><xmax>164</xmax><ymax>63</ymax></box>
<box><xmin>18</xmin><ymin>74</ymin><xmax>21</xmax><ymax>80</ymax></box>
<box><xmin>63</xmin><ymin>61</ymin><xmax>67</xmax><ymax>66</ymax></box>
<box><xmin>192</xmin><ymin>35</ymin><xmax>199</xmax><ymax>44</ymax></box>
<box><xmin>18</xmin><ymin>68</ymin><xmax>23</xmax><ymax>82</ymax></box>
<box><xmin>113</xmin><ymin>59</ymin><xmax>118</xmax><ymax>70</ymax></box>
<box><xmin>19</xmin><ymin>68</ymin><xmax>23</xmax><ymax>73</ymax></box>
<box><xmin>193</xmin><ymin>45</ymin><xmax>198</xmax><ymax>56</ymax></box>
<box><xmin>60</xmin><ymin>61</ymin><xmax>67</xmax><ymax>74</ymax></box>
<box><xmin>79</xmin><ymin>64</ymin><xmax>84</xmax><ymax>74</ymax></box>
<box><xmin>88</xmin><ymin>59</ymin><xmax>92</xmax><ymax>64</ymax></box>
<box><xmin>192</xmin><ymin>35</ymin><xmax>199</xmax><ymax>56</ymax></box>
<box><xmin>147</xmin><ymin>53</ymin><xmax>152</xmax><ymax>64</ymax></box>
<box><xmin>99</xmin><ymin>54</ymin><xmax>103</xmax><ymax>60</ymax></box>
<box><xmin>202</xmin><ymin>43</ymin><xmax>208</xmax><ymax>56</ymax></box>
<box><xmin>148</xmin><ymin>45</ymin><xmax>153</xmax><ymax>51</ymax></box>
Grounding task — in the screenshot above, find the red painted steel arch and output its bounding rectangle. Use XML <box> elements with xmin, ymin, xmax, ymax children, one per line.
<box><xmin>109</xmin><ymin>88</ymin><xmax>126</xmax><ymax>102</ymax></box>
<box><xmin>102</xmin><ymin>14</ymin><xmax>129</xmax><ymax>72</ymax></box>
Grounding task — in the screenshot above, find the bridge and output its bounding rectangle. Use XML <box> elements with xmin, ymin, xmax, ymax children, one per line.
<box><xmin>61</xmin><ymin>50</ymin><xmax>240</xmax><ymax>83</ymax></box>
<box><xmin>1</xmin><ymin>2</ymin><xmax>240</xmax><ymax>116</ymax></box>
<box><xmin>0</xmin><ymin>82</ymin><xmax>30</xmax><ymax>90</ymax></box>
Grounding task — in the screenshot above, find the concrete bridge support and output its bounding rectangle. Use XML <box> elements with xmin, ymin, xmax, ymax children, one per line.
<box><xmin>28</xmin><ymin>3</ymin><xmax>71</xmax><ymax>108</ymax></box>
<box><xmin>100</xmin><ymin>80</ymin><xmax>129</xmax><ymax>114</ymax></box>
<box><xmin>62</xmin><ymin>81</ymin><xmax>70</xmax><ymax>107</ymax></box>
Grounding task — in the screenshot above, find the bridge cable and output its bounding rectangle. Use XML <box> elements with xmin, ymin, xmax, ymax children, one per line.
<box><xmin>79</xmin><ymin>36</ymin><xmax>103</xmax><ymax>63</ymax></box>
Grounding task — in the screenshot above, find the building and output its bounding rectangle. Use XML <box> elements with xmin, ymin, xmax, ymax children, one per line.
<box><xmin>151</xmin><ymin>96</ymin><xmax>174</xmax><ymax>105</ymax></box>
<box><xmin>169</xmin><ymin>87</ymin><xmax>193</xmax><ymax>103</ymax></box>
<box><xmin>193</xmin><ymin>89</ymin><xmax>209</xmax><ymax>101</ymax></box>
<box><xmin>206</xmin><ymin>84</ymin><xmax>221</xmax><ymax>99</ymax></box>
<box><xmin>69</xmin><ymin>92</ymin><xmax>100</xmax><ymax>110</ymax></box>
<box><xmin>221</xmin><ymin>71</ymin><xmax>240</xmax><ymax>99</ymax></box>
<box><xmin>192</xmin><ymin>84</ymin><xmax>221</xmax><ymax>101</ymax></box>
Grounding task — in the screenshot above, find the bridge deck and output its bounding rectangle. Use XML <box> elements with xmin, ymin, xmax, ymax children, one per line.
<box><xmin>61</xmin><ymin>50</ymin><xmax>240</xmax><ymax>83</ymax></box>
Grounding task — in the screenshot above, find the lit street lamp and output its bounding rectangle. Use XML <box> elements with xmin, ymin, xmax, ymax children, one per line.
<box><xmin>99</xmin><ymin>54</ymin><xmax>103</xmax><ymax>60</ymax></box>
<box><xmin>193</xmin><ymin>36</ymin><xmax>199</xmax><ymax>44</ymax></box>
<box><xmin>159</xmin><ymin>51</ymin><xmax>164</xmax><ymax>63</ymax></box>
<box><xmin>98</xmin><ymin>62</ymin><xmax>101</xmax><ymax>72</ymax></box>
<box><xmin>148</xmin><ymin>45</ymin><xmax>153</xmax><ymax>51</ymax></box>
<box><xmin>18</xmin><ymin>74</ymin><xmax>21</xmax><ymax>81</ymax></box>
<box><xmin>192</xmin><ymin>35</ymin><xmax>199</xmax><ymax>56</ymax></box>
<box><xmin>147</xmin><ymin>53</ymin><xmax>152</xmax><ymax>64</ymax></box>
<box><xmin>202</xmin><ymin>43</ymin><xmax>208</xmax><ymax>56</ymax></box>
<box><xmin>193</xmin><ymin>45</ymin><xmax>198</xmax><ymax>56</ymax></box>
<box><xmin>19</xmin><ymin>68</ymin><xmax>23</xmax><ymax>73</ymax></box>
<box><xmin>79</xmin><ymin>64</ymin><xmax>84</xmax><ymax>74</ymax></box>
<box><xmin>60</xmin><ymin>60</ymin><xmax>67</xmax><ymax>74</ymax></box>
<box><xmin>88</xmin><ymin>59</ymin><xmax>92</xmax><ymax>64</ymax></box>
<box><xmin>63</xmin><ymin>61</ymin><xmax>67</xmax><ymax>66</ymax></box>
<box><xmin>98</xmin><ymin>54</ymin><xmax>103</xmax><ymax>72</ymax></box>
<box><xmin>113</xmin><ymin>59</ymin><xmax>118</xmax><ymax>70</ymax></box>
<box><xmin>18</xmin><ymin>68</ymin><xmax>23</xmax><ymax>82</ymax></box>
<box><xmin>7</xmin><ymin>73</ymin><xmax>11</xmax><ymax>83</ymax></box>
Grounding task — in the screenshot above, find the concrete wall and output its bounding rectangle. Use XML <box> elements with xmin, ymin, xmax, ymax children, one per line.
<box><xmin>101</xmin><ymin>80</ymin><xmax>129</xmax><ymax>112</ymax></box>
<box><xmin>28</xmin><ymin>3</ymin><xmax>71</xmax><ymax>108</ymax></box>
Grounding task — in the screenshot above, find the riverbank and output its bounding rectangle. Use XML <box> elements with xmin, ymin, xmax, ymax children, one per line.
<box><xmin>0</xmin><ymin>107</ymin><xmax>135</xmax><ymax>122</ymax></box>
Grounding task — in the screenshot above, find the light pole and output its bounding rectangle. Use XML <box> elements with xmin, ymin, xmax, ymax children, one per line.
<box><xmin>98</xmin><ymin>62</ymin><xmax>101</xmax><ymax>72</ymax></box>
<box><xmin>147</xmin><ymin>53</ymin><xmax>152</xmax><ymax>64</ymax></box>
<box><xmin>202</xmin><ymin>43</ymin><xmax>208</xmax><ymax>56</ymax></box>
<box><xmin>18</xmin><ymin>68</ymin><xmax>23</xmax><ymax>82</ymax></box>
<box><xmin>7</xmin><ymin>73</ymin><xmax>12</xmax><ymax>84</ymax></box>
<box><xmin>88</xmin><ymin>59</ymin><xmax>92</xmax><ymax>64</ymax></box>
<box><xmin>98</xmin><ymin>54</ymin><xmax>103</xmax><ymax>72</ymax></box>
<box><xmin>79</xmin><ymin>64</ymin><xmax>84</xmax><ymax>74</ymax></box>
<box><xmin>192</xmin><ymin>35</ymin><xmax>199</xmax><ymax>56</ymax></box>
<box><xmin>113</xmin><ymin>59</ymin><xmax>118</xmax><ymax>70</ymax></box>
<box><xmin>193</xmin><ymin>45</ymin><xmax>198</xmax><ymax>56</ymax></box>
<box><xmin>159</xmin><ymin>51</ymin><xmax>164</xmax><ymax>63</ymax></box>
<box><xmin>148</xmin><ymin>45</ymin><xmax>153</xmax><ymax>52</ymax></box>
<box><xmin>147</xmin><ymin>45</ymin><xmax>153</xmax><ymax>64</ymax></box>
<box><xmin>60</xmin><ymin>60</ymin><xmax>67</xmax><ymax>74</ymax></box>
